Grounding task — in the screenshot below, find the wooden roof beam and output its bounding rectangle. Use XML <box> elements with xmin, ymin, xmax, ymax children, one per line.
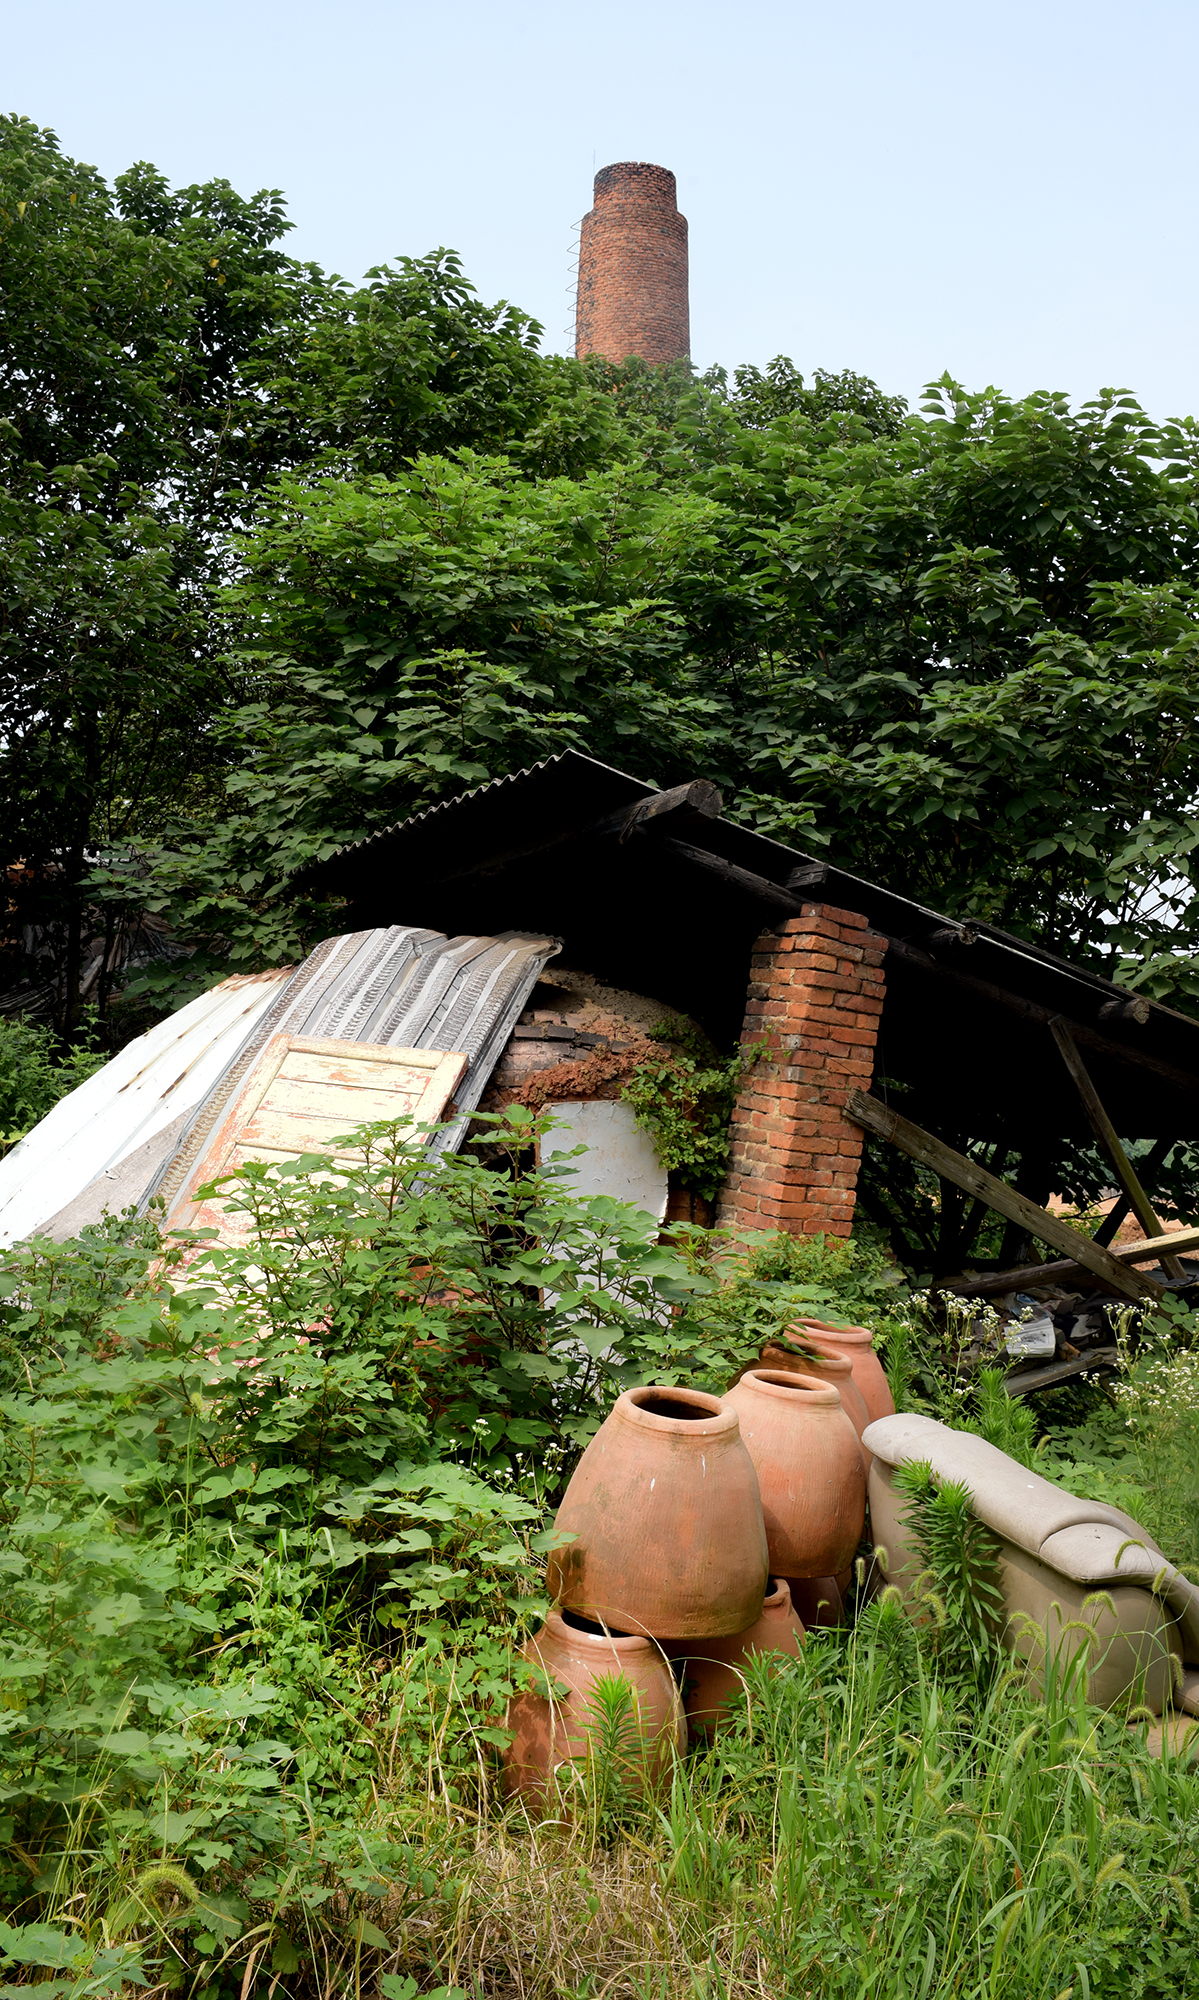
<box><xmin>1049</xmin><ymin>1019</ymin><xmax>1188</xmax><ymax>1280</ymax></box>
<box><xmin>847</xmin><ymin>1088</ymin><xmax>1160</xmax><ymax>1301</ymax></box>
<box><xmin>884</xmin><ymin>935</ymin><xmax>1199</xmax><ymax>1099</ymax></box>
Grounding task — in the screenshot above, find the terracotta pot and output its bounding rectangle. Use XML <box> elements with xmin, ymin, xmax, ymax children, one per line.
<box><xmin>504</xmin><ymin>1609</ymin><xmax>686</xmax><ymax>1805</ymax></box>
<box><xmin>547</xmin><ymin>1386</ymin><xmax>769</xmax><ymax>1639</ymax></box>
<box><xmin>786</xmin><ymin>1574</ymin><xmax>845</xmax><ymax>1627</ymax></box>
<box><xmin>721</xmin><ymin>1369</ymin><xmax>866</xmax><ymax>1578</ymax></box>
<box><xmin>756</xmin><ymin>1340</ymin><xmax>872</xmax><ymax>1469</ymax></box>
<box><xmin>785</xmin><ymin>1319</ymin><xmax>895</xmax><ymax>1425</ymax></box>
<box><xmin>664</xmin><ymin>1579</ymin><xmax>806</xmax><ymax>1736</ymax></box>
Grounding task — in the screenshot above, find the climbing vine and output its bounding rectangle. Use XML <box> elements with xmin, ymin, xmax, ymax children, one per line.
<box><xmin>621</xmin><ymin>1021</ymin><xmax>762</xmax><ymax>1204</ymax></box>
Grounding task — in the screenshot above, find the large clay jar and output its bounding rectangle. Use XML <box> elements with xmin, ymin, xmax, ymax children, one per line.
<box><xmin>547</xmin><ymin>1386</ymin><xmax>769</xmax><ymax>1639</ymax></box>
<box><xmin>504</xmin><ymin>1610</ymin><xmax>686</xmax><ymax>1805</ymax></box>
<box><xmin>721</xmin><ymin>1369</ymin><xmax>866</xmax><ymax>1578</ymax></box>
<box><xmin>756</xmin><ymin>1340</ymin><xmax>871</xmax><ymax>1468</ymax></box>
<box><xmin>664</xmin><ymin>1579</ymin><xmax>806</xmax><ymax>1736</ymax></box>
<box><xmin>786</xmin><ymin>1319</ymin><xmax>895</xmax><ymax>1425</ymax></box>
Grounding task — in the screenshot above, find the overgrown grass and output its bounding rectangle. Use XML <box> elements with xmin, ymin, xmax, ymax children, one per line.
<box><xmin>1</xmin><ymin>1125</ymin><xmax>1196</xmax><ymax>1998</ymax></box>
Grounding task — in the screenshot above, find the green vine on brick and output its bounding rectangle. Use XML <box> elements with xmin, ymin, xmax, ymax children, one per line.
<box><xmin>620</xmin><ymin>1021</ymin><xmax>763</xmax><ymax>1206</ymax></box>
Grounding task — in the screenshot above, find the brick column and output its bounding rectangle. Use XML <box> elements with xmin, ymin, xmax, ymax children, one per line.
<box><xmin>716</xmin><ymin>903</ymin><xmax>887</xmax><ymax>1241</ymax></box>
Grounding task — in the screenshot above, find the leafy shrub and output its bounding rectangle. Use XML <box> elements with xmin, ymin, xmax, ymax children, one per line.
<box><xmin>0</xmin><ymin>1108</ymin><xmax>716</xmax><ymax>1990</ymax></box>
<box><xmin>0</xmin><ymin>1110</ymin><xmax>1191</xmax><ymax>1999</ymax></box>
<box><xmin>893</xmin><ymin>1458</ymin><xmax>1007</xmax><ymax>1687</ymax></box>
<box><xmin>0</xmin><ymin>1015</ymin><xmax>104</xmax><ymax>1154</ymax></box>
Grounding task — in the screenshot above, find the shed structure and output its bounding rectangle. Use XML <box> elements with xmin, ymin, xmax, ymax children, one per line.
<box><xmin>302</xmin><ymin>751</ymin><xmax>1199</xmax><ymax>1289</ymax></box>
<box><xmin>6</xmin><ymin>752</ymin><xmax>1199</xmax><ymax>1304</ymax></box>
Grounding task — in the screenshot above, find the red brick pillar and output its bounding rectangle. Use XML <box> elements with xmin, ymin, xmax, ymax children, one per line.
<box><xmin>716</xmin><ymin>903</ymin><xmax>887</xmax><ymax>1241</ymax></box>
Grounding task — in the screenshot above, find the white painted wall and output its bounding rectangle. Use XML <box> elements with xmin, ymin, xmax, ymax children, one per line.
<box><xmin>541</xmin><ymin>1099</ymin><xmax>668</xmax><ymax>1221</ymax></box>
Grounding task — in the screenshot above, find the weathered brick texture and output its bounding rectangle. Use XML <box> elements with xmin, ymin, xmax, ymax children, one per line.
<box><xmin>575</xmin><ymin>162</ymin><xmax>689</xmax><ymax>365</ymax></box>
<box><xmin>716</xmin><ymin>904</ymin><xmax>887</xmax><ymax>1242</ymax></box>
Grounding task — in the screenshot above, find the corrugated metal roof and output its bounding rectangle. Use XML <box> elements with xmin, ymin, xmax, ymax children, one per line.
<box><xmin>300</xmin><ymin>752</ymin><xmax>654</xmax><ymax>900</ymax></box>
<box><xmin>149</xmin><ymin>923</ymin><xmax>559</xmax><ymax>1216</ymax></box>
<box><xmin>0</xmin><ymin>970</ymin><xmax>292</xmax><ymax>1246</ymax></box>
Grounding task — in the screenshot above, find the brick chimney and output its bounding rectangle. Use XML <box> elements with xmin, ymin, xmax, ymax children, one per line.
<box><xmin>575</xmin><ymin>162</ymin><xmax>690</xmax><ymax>365</ymax></box>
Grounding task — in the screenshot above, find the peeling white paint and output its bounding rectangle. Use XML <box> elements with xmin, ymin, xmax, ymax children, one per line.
<box><xmin>541</xmin><ymin>1099</ymin><xmax>668</xmax><ymax>1220</ymax></box>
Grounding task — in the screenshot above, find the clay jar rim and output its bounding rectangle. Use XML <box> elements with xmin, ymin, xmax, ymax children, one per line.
<box><xmin>614</xmin><ymin>1384</ymin><xmax>739</xmax><ymax>1438</ymax></box>
<box><xmin>735</xmin><ymin>1368</ymin><xmax>843</xmax><ymax>1408</ymax></box>
<box><xmin>544</xmin><ymin>1608</ymin><xmax>659</xmax><ymax>1656</ymax></box>
<box><xmin>790</xmin><ymin>1320</ymin><xmax>874</xmax><ymax>1348</ymax></box>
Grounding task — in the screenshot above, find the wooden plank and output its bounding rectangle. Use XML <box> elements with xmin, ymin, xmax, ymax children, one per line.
<box><xmin>244</xmin><ymin>1075</ymin><xmax>430</xmax><ymax>1123</ymax></box>
<box><xmin>939</xmin><ymin>1259</ymin><xmax>1091</xmax><ymax>1297</ymax></box>
<box><xmin>168</xmin><ymin>1036</ymin><xmax>468</xmax><ymax>1258</ymax></box>
<box><xmin>241</xmin><ymin>1104</ymin><xmax>425</xmax><ymax>1151</ymax></box>
<box><xmin>277</xmin><ymin>1047</ymin><xmax>438</xmax><ymax>1088</ymax></box>
<box><xmin>1004</xmin><ymin>1347</ymin><xmax>1120</xmax><ymax>1396</ymax></box>
<box><xmin>603</xmin><ymin>779</ymin><xmax>723</xmax><ymax>841</ymax></box>
<box><xmin>846</xmin><ymin>1089</ymin><xmax>1158</xmax><ymax>1300</ymax></box>
<box><xmin>1118</xmin><ymin>1223</ymin><xmax>1199</xmax><ymax>1263</ymax></box>
<box><xmin>1048</xmin><ymin>1019</ymin><xmax>1188</xmax><ymax>1280</ymax></box>
<box><xmin>942</xmin><ymin>1219</ymin><xmax>1199</xmax><ymax>1295</ymax></box>
<box><xmin>1093</xmin><ymin>1135</ymin><xmax>1174</xmax><ymax>1245</ymax></box>
<box><xmin>659</xmin><ymin>838</ymin><xmax>803</xmax><ymax>913</ymax></box>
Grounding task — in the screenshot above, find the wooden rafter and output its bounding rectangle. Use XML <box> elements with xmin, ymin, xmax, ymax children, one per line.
<box><xmin>1049</xmin><ymin>1019</ymin><xmax>1187</xmax><ymax>1281</ymax></box>
<box><xmin>847</xmin><ymin>1089</ymin><xmax>1159</xmax><ymax>1301</ymax></box>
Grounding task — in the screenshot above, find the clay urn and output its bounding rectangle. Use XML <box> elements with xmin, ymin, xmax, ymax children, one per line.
<box><xmin>786</xmin><ymin>1574</ymin><xmax>845</xmax><ymax>1627</ymax></box>
<box><xmin>503</xmin><ymin>1609</ymin><xmax>685</xmax><ymax>1806</ymax></box>
<box><xmin>756</xmin><ymin>1340</ymin><xmax>872</xmax><ymax>1470</ymax></box>
<box><xmin>546</xmin><ymin>1386</ymin><xmax>769</xmax><ymax>1639</ymax></box>
<box><xmin>721</xmin><ymin>1369</ymin><xmax>866</xmax><ymax>1579</ymax></box>
<box><xmin>785</xmin><ymin>1318</ymin><xmax>895</xmax><ymax>1425</ymax></box>
<box><xmin>664</xmin><ymin>1578</ymin><xmax>806</xmax><ymax>1736</ymax></box>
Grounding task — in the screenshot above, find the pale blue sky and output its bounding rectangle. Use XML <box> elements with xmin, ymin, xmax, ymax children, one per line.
<box><xmin>9</xmin><ymin>1</ymin><xmax>1198</xmax><ymax>420</ymax></box>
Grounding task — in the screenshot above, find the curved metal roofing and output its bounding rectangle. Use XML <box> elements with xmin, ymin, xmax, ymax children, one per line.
<box><xmin>0</xmin><ymin>925</ymin><xmax>559</xmax><ymax>1247</ymax></box>
<box><xmin>0</xmin><ymin>970</ymin><xmax>291</xmax><ymax>1246</ymax></box>
<box><xmin>148</xmin><ymin>924</ymin><xmax>559</xmax><ymax>1217</ymax></box>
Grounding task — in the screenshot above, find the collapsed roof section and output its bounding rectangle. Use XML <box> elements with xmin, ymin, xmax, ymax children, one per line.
<box><xmin>302</xmin><ymin>750</ymin><xmax>1199</xmax><ymax>1148</ymax></box>
<box><xmin>149</xmin><ymin>924</ymin><xmax>559</xmax><ymax>1219</ymax></box>
<box><xmin>0</xmin><ymin>926</ymin><xmax>558</xmax><ymax>1245</ymax></box>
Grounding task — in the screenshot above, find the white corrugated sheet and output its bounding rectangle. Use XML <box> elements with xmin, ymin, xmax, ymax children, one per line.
<box><xmin>0</xmin><ymin>971</ymin><xmax>291</xmax><ymax>1246</ymax></box>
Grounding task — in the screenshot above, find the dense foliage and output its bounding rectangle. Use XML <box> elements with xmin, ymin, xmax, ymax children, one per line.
<box><xmin>0</xmin><ymin>1119</ymin><xmax>1195</xmax><ymax>1998</ymax></box>
<box><xmin>0</xmin><ymin>1016</ymin><xmax>104</xmax><ymax>1153</ymax></box>
<box><xmin>6</xmin><ymin>118</ymin><xmax>1199</xmax><ymax>1023</ymax></box>
<box><xmin>127</xmin><ymin>385</ymin><xmax>1199</xmax><ymax>1012</ymax></box>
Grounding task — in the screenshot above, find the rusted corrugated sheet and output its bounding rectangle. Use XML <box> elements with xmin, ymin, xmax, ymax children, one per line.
<box><xmin>0</xmin><ymin>969</ymin><xmax>294</xmax><ymax>1245</ymax></box>
<box><xmin>150</xmin><ymin>924</ymin><xmax>559</xmax><ymax>1218</ymax></box>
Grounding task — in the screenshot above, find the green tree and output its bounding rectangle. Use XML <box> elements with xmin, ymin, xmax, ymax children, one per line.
<box><xmin>0</xmin><ymin>122</ymin><xmax>615</xmax><ymax>1027</ymax></box>
<box><xmin>138</xmin><ymin>376</ymin><xmax>1199</xmax><ymax>1016</ymax></box>
<box><xmin>0</xmin><ymin>118</ymin><xmax>321</xmax><ymax>1027</ymax></box>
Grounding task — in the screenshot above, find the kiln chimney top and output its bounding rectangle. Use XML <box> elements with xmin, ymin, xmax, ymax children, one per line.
<box><xmin>593</xmin><ymin>161</ymin><xmax>678</xmax><ymax>206</ymax></box>
<box><xmin>575</xmin><ymin>161</ymin><xmax>689</xmax><ymax>367</ymax></box>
